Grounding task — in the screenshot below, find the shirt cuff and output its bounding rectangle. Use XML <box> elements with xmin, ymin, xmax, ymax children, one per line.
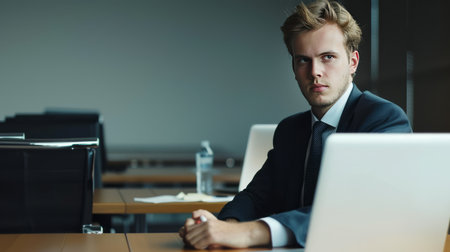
<box><xmin>260</xmin><ymin>217</ymin><xmax>295</xmax><ymax>247</ymax></box>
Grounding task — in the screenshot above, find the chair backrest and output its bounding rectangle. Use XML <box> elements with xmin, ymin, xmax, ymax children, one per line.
<box><xmin>0</xmin><ymin>112</ymin><xmax>106</xmax><ymax>188</ymax></box>
<box><xmin>0</xmin><ymin>138</ymin><xmax>98</xmax><ymax>233</ymax></box>
<box><xmin>0</xmin><ymin>133</ymin><xmax>24</xmax><ymax>139</ymax></box>
<box><xmin>239</xmin><ymin>124</ymin><xmax>277</xmax><ymax>192</ymax></box>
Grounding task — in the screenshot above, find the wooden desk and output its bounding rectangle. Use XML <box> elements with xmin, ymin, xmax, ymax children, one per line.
<box><xmin>93</xmin><ymin>188</ymin><xmax>231</xmax><ymax>232</ymax></box>
<box><xmin>92</xmin><ymin>188</ymin><xmax>229</xmax><ymax>214</ymax></box>
<box><xmin>102</xmin><ymin>167</ymin><xmax>241</xmax><ymax>185</ymax></box>
<box><xmin>0</xmin><ymin>233</ymin><xmax>128</xmax><ymax>252</ymax></box>
<box><xmin>93</xmin><ymin>188</ymin><xmax>126</xmax><ymax>214</ymax></box>
<box><xmin>126</xmin><ymin>233</ymin><xmax>286</xmax><ymax>252</ymax></box>
<box><xmin>0</xmin><ymin>233</ymin><xmax>449</xmax><ymax>252</ymax></box>
<box><xmin>0</xmin><ymin>233</ymin><xmax>298</xmax><ymax>252</ymax></box>
<box><xmin>126</xmin><ymin>233</ymin><xmax>450</xmax><ymax>252</ymax></box>
<box><xmin>121</xmin><ymin>188</ymin><xmax>228</xmax><ymax>214</ymax></box>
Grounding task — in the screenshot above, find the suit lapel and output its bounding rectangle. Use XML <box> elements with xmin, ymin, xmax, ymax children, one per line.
<box><xmin>292</xmin><ymin>112</ymin><xmax>311</xmax><ymax>204</ymax></box>
<box><xmin>297</xmin><ymin>112</ymin><xmax>311</xmax><ymax>163</ymax></box>
<box><xmin>336</xmin><ymin>85</ymin><xmax>363</xmax><ymax>132</ymax></box>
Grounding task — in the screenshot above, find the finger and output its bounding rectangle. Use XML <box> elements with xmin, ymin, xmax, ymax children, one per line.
<box><xmin>192</xmin><ymin>209</ymin><xmax>217</xmax><ymax>221</ymax></box>
<box><xmin>185</xmin><ymin>218</ymin><xmax>195</xmax><ymax>226</ymax></box>
<box><xmin>208</xmin><ymin>244</ymin><xmax>223</xmax><ymax>250</ymax></box>
<box><xmin>178</xmin><ymin>226</ymin><xmax>185</xmax><ymax>238</ymax></box>
<box><xmin>193</xmin><ymin>241</ymin><xmax>210</xmax><ymax>250</ymax></box>
<box><xmin>185</xmin><ymin>221</ymin><xmax>211</xmax><ymax>245</ymax></box>
<box><xmin>187</xmin><ymin>228</ymin><xmax>211</xmax><ymax>250</ymax></box>
<box><xmin>184</xmin><ymin>221</ymin><xmax>204</xmax><ymax>241</ymax></box>
<box><xmin>184</xmin><ymin>218</ymin><xmax>195</xmax><ymax>232</ymax></box>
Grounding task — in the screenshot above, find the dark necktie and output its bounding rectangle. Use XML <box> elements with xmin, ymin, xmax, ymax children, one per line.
<box><xmin>303</xmin><ymin>121</ymin><xmax>330</xmax><ymax>206</ymax></box>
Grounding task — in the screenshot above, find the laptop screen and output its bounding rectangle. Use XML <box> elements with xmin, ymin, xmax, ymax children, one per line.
<box><xmin>306</xmin><ymin>133</ymin><xmax>450</xmax><ymax>252</ymax></box>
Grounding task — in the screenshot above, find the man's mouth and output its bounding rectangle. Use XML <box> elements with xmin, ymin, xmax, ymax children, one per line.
<box><xmin>311</xmin><ymin>83</ymin><xmax>327</xmax><ymax>92</ymax></box>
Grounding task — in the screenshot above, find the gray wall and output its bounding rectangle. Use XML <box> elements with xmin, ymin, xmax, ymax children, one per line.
<box><xmin>0</xmin><ymin>0</ymin><xmax>309</xmax><ymax>158</ymax></box>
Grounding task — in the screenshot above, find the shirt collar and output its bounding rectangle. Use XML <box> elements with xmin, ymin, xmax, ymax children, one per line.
<box><xmin>311</xmin><ymin>83</ymin><xmax>354</xmax><ymax>128</ymax></box>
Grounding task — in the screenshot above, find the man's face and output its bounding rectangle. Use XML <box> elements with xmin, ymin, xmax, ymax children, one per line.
<box><xmin>292</xmin><ymin>23</ymin><xmax>359</xmax><ymax>118</ymax></box>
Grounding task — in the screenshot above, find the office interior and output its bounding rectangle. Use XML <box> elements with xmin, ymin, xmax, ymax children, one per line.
<box><xmin>0</xmin><ymin>0</ymin><xmax>449</xmax><ymax>234</ymax></box>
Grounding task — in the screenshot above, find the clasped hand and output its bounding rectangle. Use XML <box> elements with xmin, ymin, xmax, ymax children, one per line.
<box><xmin>179</xmin><ymin>209</ymin><xmax>271</xmax><ymax>249</ymax></box>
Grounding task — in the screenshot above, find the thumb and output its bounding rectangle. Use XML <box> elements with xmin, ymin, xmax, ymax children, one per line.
<box><xmin>192</xmin><ymin>209</ymin><xmax>216</xmax><ymax>221</ymax></box>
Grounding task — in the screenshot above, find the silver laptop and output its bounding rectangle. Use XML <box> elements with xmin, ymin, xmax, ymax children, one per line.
<box><xmin>305</xmin><ymin>133</ymin><xmax>450</xmax><ymax>252</ymax></box>
<box><xmin>239</xmin><ymin>124</ymin><xmax>277</xmax><ymax>192</ymax></box>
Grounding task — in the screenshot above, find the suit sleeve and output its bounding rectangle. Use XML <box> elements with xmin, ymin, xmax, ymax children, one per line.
<box><xmin>218</xmin><ymin>148</ymin><xmax>278</xmax><ymax>221</ymax></box>
<box><xmin>218</xmin><ymin>115</ymin><xmax>311</xmax><ymax>248</ymax></box>
<box><xmin>218</xmin><ymin>117</ymin><xmax>298</xmax><ymax>222</ymax></box>
<box><xmin>270</xmin><ymin>207</ymin><xmax>312</xmax><ymax>247</ymax></box>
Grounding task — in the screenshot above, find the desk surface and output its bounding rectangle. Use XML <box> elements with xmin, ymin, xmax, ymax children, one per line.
<box><xmin>93</xmin><ymin>188</ymin><xmax>230</xmax><ymax>214</ymax></box>
<box><xmin>102</xmin><ymin>167</ymin><xmax>241</xmax><ymax>184</ymax></box>
<box><xmin>0</xmin><ymin>233</ymin><xmax>129</xmax><ymax>252</ymax></box>
<box><xmin>121</xmin><ymin>188</ymin><xmax>229</xmax><ymax>214</ymax></box>
<box><xmin>1</xmin><ymin>233</ymin><xmax>449</xmax><ymax>252</ymax></box>
<box><xmin>126</xmin><ymin>233</ymin><xmax>297</xmax><ymax>252</ymax></box>
<box><xmin>93</xmin><ymin>188</ymin><xmax>126</xmax><ymax>214</ymax></box>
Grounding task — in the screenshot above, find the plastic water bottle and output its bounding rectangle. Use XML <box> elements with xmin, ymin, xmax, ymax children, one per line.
<box><xmin>196</xmin><ymin>140</ymin><xmax>214</xmax><ymax>195</ymax></box>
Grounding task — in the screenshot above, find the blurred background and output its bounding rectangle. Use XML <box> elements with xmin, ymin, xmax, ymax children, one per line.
<box><xmin>0</xmin><ymin>0</ymin><xmax>449</xmax><ymax>161</ymax></box>
<box><xmin>0</xmin><ymin>0</ymin><xmax>449</xmax><ymax>234</ymax></box>
<box><xmin>0</xmin><ymin>0</ymin><xmax>308</xmax><ymax>160</ymax></box>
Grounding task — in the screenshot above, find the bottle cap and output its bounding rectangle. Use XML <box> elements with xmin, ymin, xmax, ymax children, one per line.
<box><xmin>201</xmin><ymin>140</ymin><xmax>210</xmax><ymax>147</ymax></box>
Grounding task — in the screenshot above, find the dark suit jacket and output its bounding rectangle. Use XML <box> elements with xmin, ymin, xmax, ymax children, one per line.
<box><xmin>217</xmin><ymin>85</ymin><xmax>412</xmax><ymax>247</ymax></box>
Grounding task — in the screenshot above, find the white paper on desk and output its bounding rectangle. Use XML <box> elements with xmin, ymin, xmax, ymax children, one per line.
<box><xmin>134</xmin><ymin>192</ymin><xmax>234</xmax><ymax>203</ymax></box>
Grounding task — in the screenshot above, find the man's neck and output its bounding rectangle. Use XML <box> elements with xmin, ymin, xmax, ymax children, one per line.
<box><xmin>311</xmin><ymin>83</ymin><xmax>354</xmax><ymax>125</ymax></box>
<box><xmin>312</xmin><ymin>106</ymin><xmax>331</xmax><ymax>120</ymax></box>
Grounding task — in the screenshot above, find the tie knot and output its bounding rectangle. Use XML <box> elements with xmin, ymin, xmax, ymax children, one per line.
<box><xmin>313</xmin><ymin>121</ymin><xmax>329</xmax><ymax>134</ymax></box>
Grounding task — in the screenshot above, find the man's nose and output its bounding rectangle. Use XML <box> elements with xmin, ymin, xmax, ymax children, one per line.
<box><xmin>311</xmin><ymin>60</ymin><xmax>323</xmax><ymax>78</ymax></box>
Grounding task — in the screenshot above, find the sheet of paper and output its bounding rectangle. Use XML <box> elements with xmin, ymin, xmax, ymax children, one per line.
<box><xmin>134</xmin><ymin>192</ymin><xmax>234</xmax><ymax>203</ymax></box>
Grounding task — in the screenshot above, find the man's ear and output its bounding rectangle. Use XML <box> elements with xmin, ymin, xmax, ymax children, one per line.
<box><xmin>349</xmin><ymin>50</ymin><xmax>359</xmax><ymax>75</ymax></box>
<box><xmin>292</xmin><ymin>56</ymin><xmax>300</xmax><ymax>81</ymax></box>
<box><xmin>291</xmin><ymin>56</ymin><xmax>295</xmax><ymax>72</ymax></box>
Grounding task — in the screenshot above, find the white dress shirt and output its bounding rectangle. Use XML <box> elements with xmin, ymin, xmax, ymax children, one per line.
<box><xmin>260</xmin><ymin>83</ymin><xmax>354</xmax><ymax>247</ymax></box>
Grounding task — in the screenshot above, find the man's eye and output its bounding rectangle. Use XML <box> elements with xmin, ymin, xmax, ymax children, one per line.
<box><xmin>323</xmin><ymin>55</ymin><xmax>335</xmax><ymax>61</ymax></box>
<box><xmin>296</xmin><ymin>57</ymin><xmax>310</xmax><ymax>64</ymax></box>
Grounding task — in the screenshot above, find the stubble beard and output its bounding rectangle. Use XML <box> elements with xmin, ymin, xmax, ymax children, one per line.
<box><xmin>301</xmin><ymin>74</ymin><xmax>351</xmax><ymax>111</ymax></box>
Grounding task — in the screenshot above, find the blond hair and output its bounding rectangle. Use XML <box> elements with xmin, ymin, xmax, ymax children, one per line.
<box><xmin>281</xmin><ymin>0</ymin><xmax>361</xmax><ymax>56</ymax></box>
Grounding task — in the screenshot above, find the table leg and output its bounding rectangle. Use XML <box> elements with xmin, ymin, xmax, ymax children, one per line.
<box><xmin>134</xmin><ymin>214</ymin><xmax>147</xmax><ymax>233</ymax></box>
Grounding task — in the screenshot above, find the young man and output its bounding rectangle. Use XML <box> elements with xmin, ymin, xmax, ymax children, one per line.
<box><xmin>180</xmin><ymin>0</ymin><xmax>412</xmax><ymax>249</ymax></box>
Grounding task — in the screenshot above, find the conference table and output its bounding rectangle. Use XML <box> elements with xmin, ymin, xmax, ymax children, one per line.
<box><xmin>93</xmin><ymin>188</ymin><xmax>233</xmax><ymax>232</ymax></box>
<box><xmin>0</xmin><ymin>233</ymin><xmax>294</xmax><ymax>252</ymax></box>
<box><xmin>1</xmin><ymin>233</ymin><xmax>449</xmax><ymax>252</ymax></box>
<box><xmin>93</xmin><ymin>188</ymin><xmax>231</xmax><ymax>214</ymax></box>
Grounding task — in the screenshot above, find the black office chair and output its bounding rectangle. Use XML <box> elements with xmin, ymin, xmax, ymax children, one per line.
<box><xmin>0</xmin><ymin>138</ymin><xmax>98</xmax><ymax>233</ymax></box>
<box><xmin>0</xmin><ymin>111</ymin><xmax>106</xmax><ymax>188</ymax></box>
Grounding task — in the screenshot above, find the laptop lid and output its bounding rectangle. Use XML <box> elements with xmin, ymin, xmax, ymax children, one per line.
<box><xmin>306</xmin><ymin>133</ymin><xmax>450</xmax><ymax>252</ymax></box>
<box><xmin>239</xmin><ymin>124</ymin><xmax>277</xmax><ymax>192</ymax></box>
